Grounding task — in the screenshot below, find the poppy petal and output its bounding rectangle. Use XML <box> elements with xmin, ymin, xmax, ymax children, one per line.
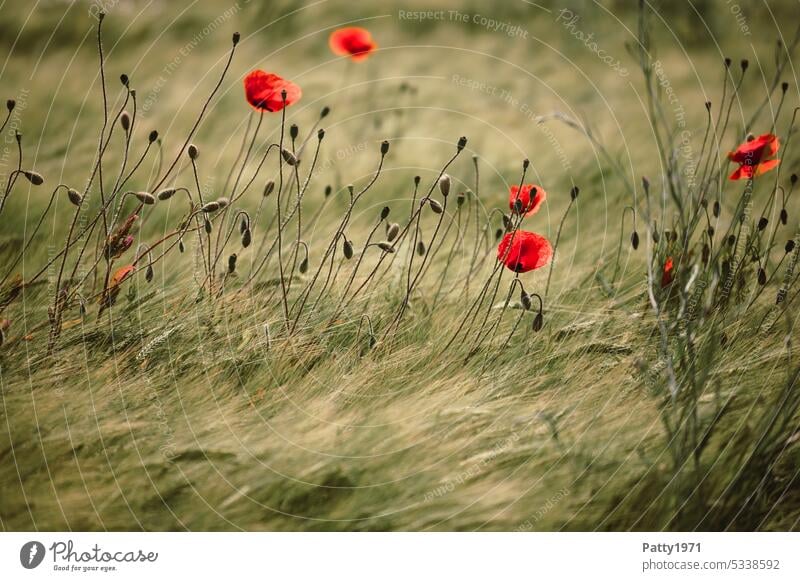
<box><xmin>509</xmin><ymin>184</ymin><xmax>547</xmax><ymax>217</ymax></box>
<box><xmin>329</xmin><ymin>27</ymin><xmax>377</xmax><ymax>61</ymax></box>
<box><xmin>497</xmin><ymin>231</ymin><xmax>552</xmax><ymax>273</ymax></box>
<box><xmin>243</xmin><ymin>70</ymin><xmax>302</xmax><ymax>113</ymax></box>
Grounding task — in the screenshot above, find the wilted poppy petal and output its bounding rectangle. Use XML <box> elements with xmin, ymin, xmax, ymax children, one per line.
<box><xmin>329</xmin><ymin>27</ymin><xmax>377</xmax><ymax>61</ymax></box>
<box><xmin>497</xmin><ymin>231</ymin><xmax>552</xmax><ymax>273</ymax></box>
<box><xmin>509</xmin><ymin>184</ymin><xmax>547</xmax><ymax>217</ymax></box>
<box><xmin>243</xmin><ymin>70</ymin><xmax>302</xmax><ymax>112</ymax></box>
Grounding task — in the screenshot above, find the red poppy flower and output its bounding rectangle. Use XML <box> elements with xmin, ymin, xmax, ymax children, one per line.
<box><xmin>329</xmin><ymin>27</ymin><xmax>377</xmax><ymax>61</ymax></box>
<box><xmin>661</xmin><ymin>257</ymin><xmax>674</xmax><ymax>288</ymax></box>
<box><xmin>509</xmin><ymin>184</ymin><xmax>546</xmax><ymax>216</ymax></box>
<box><xmin>243</xmin><ymin>70</ymin><xmax>302</xmax><ymax>112</ymax></box>
<box><xmin>497</xmin><ymin>231</ymin><xmax>552</xmax><ymax>273</ymax></box>
<box><xmin>728</xmin><ymin>133</ymin><xmax>780</xmax><ymax>180</ymax></box>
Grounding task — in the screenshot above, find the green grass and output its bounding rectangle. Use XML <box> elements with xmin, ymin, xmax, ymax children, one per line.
<box><xmin>1</xmin><ymin>0</ymin><xmax>800</xmax><ymax>531</ymax></box>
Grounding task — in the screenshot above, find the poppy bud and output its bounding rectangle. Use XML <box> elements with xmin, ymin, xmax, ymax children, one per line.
<box><xmin>135</xmin><ymin>191</ymin><xmax>155</xmax><ymax>205</ymax></box>
<box><xmin>67</xmin><ymin>188</ymin><xmax>83</xmax><ymax>206</ymax></box>
<box><xmin>727</xmin><ymin>234</ymin><xmax>736</xmax><ymax>246</ymax></box>
<box><xmin>414</xmin><ymin>176</ymin><xmax>421</xmax><ymax>185</ymax></box>
<box><xmin>240</xmin><ymin>216</ymin><xmax>248</xmax><ymax>234</ymax></box>
<box><xmin>791</xmin><ymin>174</ymin><xmax>798</xmax><ymax>185</ymax></box>
<box><xmin>713</xmin><ymin>200</ymin><xmax>720</xmax><ymax>217</ymax></box>
<box><xmin>439</xmin><ymin>174</ymin><xmax>451</xmax><ymax>197</ymax></box>
<box><xmin>781</xmin><ymin>208</ymin><xmax>788</xmax><ymax>225</ymax></box>
<box><xmin>215</xmin><ymin>197</ymin><xmax>229</xmax><ymax>209</ymax></box>
<box><xmin>741</xmin><ymin>59</ymin><xmax>749</xmax><ymax>71</ymax></box>
<box><xmin>782</xmin><ymin>81</ymin><xmax>789</xmax><ymax>93</ymax></box>
<box><xmin>495</xmin><ymin>228</ymin><xmax>503</xmax><ymax>241</ymax></box>
<box><xmin>22</xmin><ymin>171</ymin><xmax>43</xmax><ymax>185</ymax></box>
<box><xmin>570</xmin><ymin>186</ymin><xmax>579</xmax><ymax>200</ymax></box>
<box><xmin>201</xmin><ymin>201</ymin><xmax>219</xmax><ymax>213</ymax></box>
<box><xmin>324</xmin><ymin>185</ymin><xmax>332</xmax><ymax>197</ymax></box>
<box><xmin>502</xmin><ymin>214</ymin><xmax>511</xmax><ymax>230</ymax></box>
<box><xmin>318</xmin><ymin>128</ymin><xmax>325</xmax><ymax>140</ymax></box>
<box><xmin>456</xmin><ymin>192</ymin><xmax>466</xmax><ymax>207</ymax></box>
<box><xmin>290</xmin><ymin>124</ymin><xmax>299</xmax><ymax>140</ymax></box>
<box><xmin>281</xmin><ymin>89</ymin><xmax>287</xmax><ymax>102</ymax></box>
<box><xmin>263</xmin><ymin>180</ymin><xmax>275</xmax><ymax>197</ymax></box>
<box><xmin>705</xmin><ymin>101</ymin><xmax>711</xmax><ymax>111</ymax></box>
<box><xmin>146</xmin><ymin>264</ymin><xmax>154</xmax><ymax>282</ymax></box>
<box><xmin>157</xmin><ymin>188</ymin><xmax>176</xmax><ymax>201</ymax></box>
<box><xmin>281</xmin><ymin>148</ymin><xmax>298</xmax><ymax>166</ymax></box>
<box><xmin>520</xmin><ymin>290</ymin><xmax>532</xmax><ymax>310</ymax></box>
<box><xmin>532</xmin><ymin>312</ymin><xmax>544</xmax><ymax>332</ymax></box>
<box><xmin>522</xmin><ymin>158</ymin><xmax>530</xmax><ymax>171</ymax></box>
<box><xmin>631</xmin><ymin>231</ymin><xmax>640</xmax><ymax>250</ymax></box>
<box><xmin>299</xmin><ymin>257</ymin><xmax>308</xmax><ymax>273</ymax></box>
<box><xmin>380</xmin><ymin>140</ymin><xmax>390</xmax><ymax>156</ymax></box>
<box><xmin>724</xmin><ymin>57</ymin><xmax>732</xmax><ymax>68</ymax></box>
<box><xmin>514</xmin><ymin>198</ymin><xmax>524</xmax><ymax>214</ymax></box>
<box><xmin>242</xmin><ymin>229</ymin><xmax>252</xmax><ymax>248</ymax></box>
<box><xmin>179</xmin><ymin>239</ymin><xmax>185</xmax><ymax>253</ymax></box>
<box><xmin>343</xmin><ymin>238</ymin><xmax>354</xmax><ymax>259</ymax></box>
<box><xmin>320</xmin><ymin>106</ymin><xmax>330</xmax><ymax>118</ymax></box>
<box><xmin>120</xmin><ymin>111</ymin><xmax>130</xmax><ymax>132</ymax></box>
<box><xmin>706</xmin><ymin>225</ymin><xmax>714</xmax><ymax>238</ymax></box>
<box><xmin>204</xmin><ymin>218</ymin><xmax>212</xmax><ymax>234</ymax></box>
<box><xmin>758</xmin><ymin>268</ymin><xmax>767</xmax><ymax>285</ymax></box>
<box><xmin>228</xmin><ymin>254</ymin><xmax>237</xmax><ymax>274</ymax></box>
<box><xmin>188</xmin><ymin>144</ymin><xmax>199</xmax><ymax>159</ymax></box>
<box><xmin>652</xmin><ymin>223</ymin><xmax>660</xmax><ymax>244</ymax></box>
<box><xmin>416</xmin><ymin>241</ymin><xmax>426</xmax><ymax>256</ymax></box>
<box><xmin>120</xmin><ymin>73</ymin><xmax>129</xmax><ymax>87</ymax></box>
<box><xmin>669</xmin><ymin>231</ymin><xmax>678</xmax><ymax>243</ymax></box>
<box><xmin>664</xmin><ymin>230</ymin><xmax>671</xmax><ymax>242</ymax></box>
<box><xmin>758</xmin><ymin>217</ymin><xmax>768</xmax><ymax>231</ymax></box>
<box><xmin>377</xmin><ymin>242</ymin><xmax>395</xmax><ymax>253</ymax></box>
<box><xmin>380</xmin><ymin>206</ymin><xmax>390</xmax><ymax>220</ymax></box>
<box><xmin>457</xmin><ymin>136</ymin><xmax>467</xmax><ymax>151</ymax></box>
<box><xmin>232</xmin><ymin>32</ymin><xmax>240</xmax><ymax>45</ymax></box>
<box><xmin>428</xmin><ymin>199</ymin><xmax>443</xmax><ymax>214</ymax></box>
<box><xmin>785</xmin><ymin>239</ymin><xmax>795</xmax><ymax>253</ymax></box>
<box><xmin>145</xmin><ymin>131</ymin><xmax>157</xmax><ymax>144</ymax></box>
<box><xmin>386</xmin><ymin>223</ymin><xmax>400</xmax><ymax>241</ymax></box>
<box><xmin>6</xmin><ymin>99</ymin><xmax>15</xmax><ymax>112</ymax></box>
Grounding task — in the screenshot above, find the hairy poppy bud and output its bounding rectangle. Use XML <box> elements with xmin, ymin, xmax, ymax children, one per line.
<box><xmin>502</xmin><ymin>214</ymin><xmax>511</xmax><ymax>230</ymax></box>
<box><xmin>263</xmin><ymin>180</ymin><xmax>275</xmax><ymax>197</ymax></box>
<box><xmin>281</xmin><ymin>148</ymin><xmax>298</xmax><ymax>166</ymax></box>
<box><xmin>781</xmin><ymin>208</ymin><xmax>788</xmax><ymax>225</ymax></box>
<box><xmin>148</xmin><ymin>130</ymin><xmax>158</xmax><ymax>143</ymax></box>
<box><xmin>532</xmin><ymin>312</ymin><xmax>544</xmax><ymax>332</ymax></box>
<box><xmin>228</xmin><ymin>253</ymin><xmax>237</xmax><ymax>274</ymax></box>
<box><xmin>242</xmin><ymin>228</ymin><xmax>251</xmax><ymax>248</ymax></box>
<box><xmin>727</xmin><ymin>234</ymin><xmax>736</xmax><ymax>246</ymax></box>
<box><xmin>120</xmin><ymin>111</ymin><xmax>130</xmax><ymax>131</ymax></box>
<box><xmin>381</xmin><ymin>140</ymin><xmax>390</xmax><ymax>155</ymax></box>
<box><xmin>428</xmin><ymin>199</ymin><xmax>443</xmax><ymax>214</ymax></box>
<box><xmin>6</xmin><ymin>99</ymin><xmax>15</xmax><ymax>112</ymax></box>
<box><xmin>215</xmin><ymin>197</ymin><xmax>230</xmax><ymax>209</ymax></box>
<box><xmin>120</xmin><ymin>73</ymin><xmax>129</xmax><ymax>87</ymax></box>
<box><xmin>377</xmin><ymin>242</ymin><xmax>395</xmax><ymax>253</ymax></box>
<box><xmin>522</xmin><ymin>158</ymin><xmax>530</xmax><ymax>170</ymax></box>
<box><xmin>324</xmin><ymin>185</ymin><xmax>332</xmax><ymax>197</ymax></box>
<box><xmin>570</xmin><ymin>186</ymin><xmax>579</xmax><ymax>201</ymax></box>
<box><xmin>22</xmin><ymin>171</ymin><xmax>43</xmax><ymax>186</ymax></box>
<box><xmin>414</xmin><ymin>176</ymin><xmax>421</xmax><ymax>185</ymax></box>
<box><xmin>758</xmin><ymin>217</ymin><xmax>768</xmax><ymax>231</ymax></box>
<box><xmin>495</xmin><ymin>228</ymin><xmax>503</xmax><ymax>241</ymax></box>
<box><xmin>457</xmin><ymin>192</ymin><xmax>466</xmax><ymax>207</ymax></box>
<box><xmin>290</xmin><ymin>124</ymin><xmax>299</xmax><ymax>140</ymax></box>
<box><xmin>520</xmin><ymin>290</ymin><xmax>532</xmax><ymax>310</ymax></box>
<box><xmin>741</xmin><ymin>59</ymin><xmax>749</xmax><ymax>71</ymax></box>
<box><xmin>299</xmin><ymin>257</ymin><xmax>308</xmax><ymax>274</ymax></box>
<box><xmin>514</xmin><ymin>198</ymin><xmax>524</xmax><ymax>214</ymax></box>
<box><xmin>202</xmin><ymin>201</ymin><xmax>219</xmax><ymax>213</ymax></box>
<box><xmin>157</xmin><ymin>188</ymin><xmax>176</xmax><ymax>201</ymax></box>
<box><xmin>713</xmin><ymin>200</ymin><xmax>720</xmax><ymax>217</ymax></box>
<box><xmin>240</xmin><ymin>216</ymin><xmax>248</xmax><ymax>234</ymax></box>
<box><xmin>457</xmin><ymin>136</ymin><xmax>467</xmax><ymax>151</ymax></box>
<box><xmin>146</xmin><ymin>263</ymin><xmax>154</xmax><ymax>282</ymax></box>
<box><xmin>232</xmin><ymin>31</ymin><xmax>240</xmax><ymax>45</ymax></box>
<box><xmin>204</xmin><ymin>218</ymin><xmax>212</xmax><ymax>234</ymax></box>
<box><xmin>320</xmin><ymin>106</ymin><xmax>330</xmax><ymax>118</ymax></box>
<box><xmin>188</xmin><ymin>144</ymin><xmax>199</xmax><ymax>159</ymax></box>
<box><xmin>758</xmin><ymin>268</ymin><xmax>767</xmax><ymax>285</ymax></box>
<box><xmin>343</xmin><ymin>238</ymin><xmax>354</xmax><ymax>259</ymax></box>
<box><xmin>386</xmin><ymin>223</ymin><xmax>400</xmax><ymax>241</ymax></box>
<box><xmin>318</xmin><ymin>128</ymin><xmax>325</xmax><ymax>140</ymax></box>
<box><xmin>380</xmin><ymin>206</ymin><xmax>390</xmax><ymax>220</ymax></box>
<box><xmin>785</xmin><ymin>239</ymin><xmax>796</xmax><ymax>253</ymax></box>
<box><xmin>439</xmin><ymin>174</ymin><xmax>451</xmax><ymax>197</ymax></box>
<box><xmin>631</xmin><ymin>231</ymin><xmax>640</xmax><ymax>250</ymax></box>
<box><xmin>782</xmin><ymin>81</ymin><xmax>789</xmax><ymax>93</ymax></box>
<box><xmin>134</xmin><ymin>191</ymin><xmax>155</xmax><ymax>205</ymax></box>
<box><xmin>67</xmin><ymin>188</ymin><xmax>83</xmax><ymax>206</ymax></box>
<box><xmin>724</xmin><ymin>57</ymin><xmax>732</xmax><ymax>68</ymax></box>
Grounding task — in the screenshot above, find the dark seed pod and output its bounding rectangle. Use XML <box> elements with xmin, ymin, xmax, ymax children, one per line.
<box><xmin>242</xmin><ymin>228</ymin><xmax>252</xmax><ymax>248</ymax></box>
<box><xmin>281</xmin><ymin>148</ymin><xmax>298</xmax><ymax>166</ymax></box>
<box><xmin>120</xmin><ymin>111</ymin><xmax>131</xmax><ymax>132</ymax></box>
<box><xmin>157</xmin><ymin>188</ymin><xmax>176</xmax><ymax>201</ymax></box>
<box><xmin>780</xmin><ymin>208</ymin><xmax>788</xmax><ymax>225</ymax></box>
<box><xmin>145</xmin><ymin>264</ymin><xmax>154</xmax><ymax>282</ymax></box>
<box><xmin>188</xmin><ymin>144</ymin><xmax>199</xmax><ymax>159</ymax></box>
<box><xmin>343</xmin><ymin>238</ymin><xmax>354</xmax><ymax>259</ymax></box>
<box><xmin>377</xmin><ymin>242</ymin><xmax>395</xmax><ymax>253</ymax></box>
<box><xmin>148</xmin><ymin>130</ymin><xmax>158</xmax><ymax>143</ymax></box>
<box><xmin>263</xmin><ymin>180</ymin><xmax>275</xmax><ymax>197</ymax></box>
<box><xmin>570</xmin><ymin>186</ymin><xmax>579</xmax><ymax>200</ymax></box>
<box><xmin>289</xmin><ymin>124</ymin><xmax>299</xmax><ymax>140</ymax></box>
<box><xmin>439</xmin><ymin>174</ymin><xmax>451</xmax><ymax>197</ymax></box>
<box><xmin>758</xmin><ymin>217</ymin><xmax>768</xmax><ymax>231</ymax></box>
<box><xmin>428</xmin><ymin>199</ymin><xmax>443</xmax><ymax>214</ymax></box>
<box><xmin>758</xmin><ymin>268</ymin><xmax>767</xmax><ymax>285</ymax></box>
<box><xmin>179</xmin><ymin>239</ymin><xmax>185</xmax><ymax>253</ymax></box>
<box><xmin>416</xmin><ymin>240</ymin><xmax>426</xmax><ymax>256</ymax></box>
<box><xmin>532</xmin><ymin>312</ymin><xmax>544</xmax><ymax>332</ymax></box>
<box><xmin>520</xmin><ymin>291</ymin><xmax>532</xmax><ymax>310</ymax></box>
<box><xmin>457</xmin><ymin>136</ymin><xmax>467</xmax><ymax>151</ymax></box>
<box><xmin>785</xmin><ymin>239</ymin><xmax>795</xmax><ymax>253</ymax></box>
<box><xmin>381</xmin><ymin>140</ymin><xmax>390</xmax><ymax>155</ymax></box>
<box><xmin>386</xmin><ymin>223</ymin><xmax>400</xmax><ymax>241</ymax></box>
<box><xmin>67</xmin><ymin>188</ymin><xmax>83</xmax><ymax>206</ymax></box>
<box><xmin>631</xmin><ymin>231</ymin><xmax>640</xmax><ymax>250</ymax></box>
<box><xmin>204</xmin><ymin>218</ymin><xmax>212</xmax><ymax>234</ymax></box>
<box><xmin>228</xmin><ymin>254</ymin><xmax>237</xmax><ymax>274</ymax></box>
<box><xmin>299</xmin><ymin>257</ymin><xmax>308</xmax><ymax>274</ymax></box>
<box><xmin>713</xmin><ymin>200</ymin><xmax>721</xmax><ymax>217</ymax></box>
<box><xmin>135</xmin><ymin>191</ymin><xmax>155</xmax><ymax>205</ymax></box>
<box><xmin>380</xmin><ymin>206</ymin><xmax>390</xmax><ymax>220</ymax></box>
<box><xmin>22</xmin><ymin>171</ymin><xmax>44</xmax><ymax>186</ymax></box>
